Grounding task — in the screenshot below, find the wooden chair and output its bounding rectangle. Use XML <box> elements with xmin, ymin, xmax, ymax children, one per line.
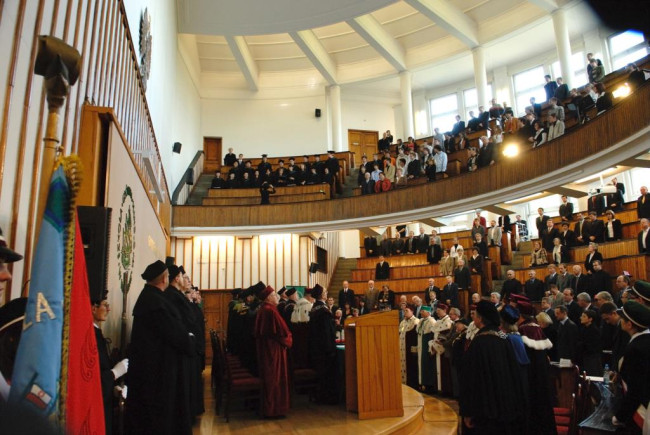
<box><xmin>555</xmin><ymin>391</ymin><xmax>577</xmax><ymax>435</ymax></box>
<box><xmin>218</xmin><ymin>337</ymin><xmax>262</xmax><ymax>422</ymax></box>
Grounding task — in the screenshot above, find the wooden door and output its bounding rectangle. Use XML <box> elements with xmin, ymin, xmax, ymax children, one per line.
<box><xmin>203</xmin><ymin>137</ymin><xmax>222</xmax><ymax>173</ymax></box>
<box><xmin>348</xmin><ymin>129</ymin><xmax>379</xmax><ymax>167</ymax></box>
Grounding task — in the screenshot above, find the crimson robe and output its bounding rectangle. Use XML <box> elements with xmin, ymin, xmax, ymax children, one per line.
<box><xmin>254</xmin><ymin>302</ymin><xmax>293</xmax><ymax>417</ymax></box>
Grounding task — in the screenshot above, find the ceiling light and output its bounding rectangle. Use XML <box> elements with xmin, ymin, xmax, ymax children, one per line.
<box><xmin>502</xmin><ymin>143</ymin><xmax>519</xmax><ymax>158</ymax></box>
<box><xmin>612</xmin><ymin>83</ymin><xmax>631</xmax><ymax>99</ymax></box>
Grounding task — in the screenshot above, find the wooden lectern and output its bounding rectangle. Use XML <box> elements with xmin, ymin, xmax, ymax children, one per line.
<box><xmin>344</xmin><ymin>311</ymin><xmax>404</xmax><ymax>419</ymax></box>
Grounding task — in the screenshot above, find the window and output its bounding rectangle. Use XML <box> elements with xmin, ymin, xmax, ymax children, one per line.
<box><xmin>463</xmin><ymin>85</ymin><xmax>493</xmax><ymax>119</ymax></box>
<box><xmin>429</xmin><ymin>94</ymin><xmax>458</xmax><ymax>132</ymax></box>
<box><xmin>551</xmin><ymin>52</ymin><xmax>588</xmax><ymax>87</ymax></box>
<box><xmin>513</xmin><ymin>66</ymin><xmax>546</xmax><ymax>116</ymax></box>
<box><xmin>609</xmin><ymin>30</ymin><xmax>649</xmax><ymax>70</ymax></box>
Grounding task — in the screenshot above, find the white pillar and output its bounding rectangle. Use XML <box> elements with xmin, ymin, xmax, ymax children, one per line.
<box><xmin>552</xmin><ymin>8</ymin><xmax>574</xmax><ymax>88</ymax></box>
<box><xmin>400</xmin><ymin>71</ymin><xmax>414</xmax><ymax>139</ymax></box>
<box><xmin>329</xmin><ymin>85</ymin><xmax>343</xmax><ymax>151</ymax></box>
<box><xmin>472</xmin><ymin>46</ymin><xmax>489</xmax><ymax>108</ymax></box>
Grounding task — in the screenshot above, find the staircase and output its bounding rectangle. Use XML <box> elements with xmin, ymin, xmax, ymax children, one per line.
<box><xmin>340</xmin><ymin>168</ymin><xmax>359</xmax><ymax>197</ymax></box>
<box><xmin>496</xmin><ymin>240</ymin><xmax>534</xmax><ymax>294</ymax></box>
<box><xmin>186</xmin><ymin>174</ymin><xmax>213</xmax><ymax>205</ymax></box>
<box><xmin>328</xmin><ymin>257</ymin><xmax>358</xmax><ymax>292</ymax></box>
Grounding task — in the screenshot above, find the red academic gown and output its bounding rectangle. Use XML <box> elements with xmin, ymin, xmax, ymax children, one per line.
<box><xmin>254</xmin><ymin>302</ymin><xmax>293</xmax><ymax>417</ymax></box>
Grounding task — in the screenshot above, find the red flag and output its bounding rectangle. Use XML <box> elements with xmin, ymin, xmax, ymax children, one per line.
<box><xmin>65</xmin><ymin>214</ymin><xmax>105</xmax><ymax>434</ymax></box>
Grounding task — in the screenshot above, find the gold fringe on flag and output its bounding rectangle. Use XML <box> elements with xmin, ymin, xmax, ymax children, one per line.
<box><xmin>56</xmin><ymin>154</ymin><xmax>83</xmax><ymax>428</ymax></box>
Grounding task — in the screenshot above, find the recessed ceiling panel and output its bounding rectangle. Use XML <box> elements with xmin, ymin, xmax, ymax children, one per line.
<box><xmin>197</xmin><ymin>42</ymin><xmax>233</xmax><ymax>59</ymax></box>
<box><xmin>465</xmin><ymin>0</ymin><xmax>525</xmax><ymax>21</ymax></box>
<box><xmin>370</xmin><ymin>1</ymin><xmax>419</xmax><ymax>22</ymax></box>
<box><xmin>247</xmin><ymin>43</ymin><xmax>305</xmax><ymax>60</ymax></box>
<box><xmin>381</xmin><ymin>13</ymin><xmax>436</xmax><ymax>39</ymax></box>
<box><xmin>333</xmin><ymin>45</ymin><xmax>383</xmax><ymax>64</ymax></box>
<box><xmin>312</xmin><ymin>22</ymin><xmax>355</xmax><ymax>39</ymax></box>
<box><xmin>257</xmin><ymin>58</ymin><xmax>316</xmax><ymax>72</ymax></box>
<box><xmin>398</xmin><ymin>26</ymin><xmax>447</xmax><ymax>49</ymax></box>
<box><xmin>177</xmin><ymin>0</ymin><xmax>401</xmax><ymax>36</ymax></box>
<box><xmin>199</xmin><ymin>58</ymin><xmax>242</xmax><ymax>72</ymax></box>
<box><xmin>319</xmin><ymin>32</ymin><xmax>369</xmax><ymax>53</ymax></box>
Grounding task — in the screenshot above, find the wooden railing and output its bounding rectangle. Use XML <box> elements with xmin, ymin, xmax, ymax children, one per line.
<box><xmin>173</xmin><ymin>82</ymin><xmax>650</xmax><ymax>229</ymax></box>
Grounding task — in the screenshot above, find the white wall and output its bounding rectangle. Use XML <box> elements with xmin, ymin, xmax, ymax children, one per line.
<box><xmin>341</xmin><ymin>98</ymin><xmax>395</xmax><ymax>140</ymax></box>
<box><xmin>338</xmin><ymin>230</ymin><xmax>361</xmax><ymax>259</ymax></box>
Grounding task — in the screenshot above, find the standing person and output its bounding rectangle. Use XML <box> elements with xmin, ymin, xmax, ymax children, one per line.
<box><xmin>431</xmin><ymin>304</ymin><xmax>454</xmax><ymax>394</ymax></box>
<box><xmin>577</xmin><ymin>310</ymin><xmax>602</xmax><ymax>376</ymax></box>
<box><xmin>399</xmin><ymin>306</ymin><xmax>420</xmax><ymax>389</ymax></box>
<box><xmin>254</xmin><ymin>286</ymin><xmax>293</xmax><ymax>418</ymax></box>
<box><xmin>416</xmin><ymin>306</ymin><xmax>437</xmax><ymax>393</ymax></box>
<box><xmin>612</xmin><ymin>302</ymin><xmax>650</xmax><ymax>432</ymax></box>
<box><xmin>308</xmin><ymin>285</ymin><xmax>338</xmax><ymax>404</ymax></box>
<box><xmin>338</xmin><ymin>280</ymin><xmax>356</xmax><ymax>309</ymax></box>
<box><xmin>375</xmin><ymin>255</ymin><xmax>390</xmax><ymax>280</ymax></box>
<box><xmin>92</xmin><ymin>291</ymin><xmax>128</xmax><ymax>435</ymax></box>
<box><xmin>126</xmin><ymin>260</ymin><xmax>196</xmax><ymax>435</ymax></box>
<box><xmin>459</xmin><ymin>301</ymin><xmax>527</xmax><ymax>434</ymax></box>
<box><xmin>260</xmin><ymin>182</ymin><xmax>276</xmax><ymax>205</ymax></box>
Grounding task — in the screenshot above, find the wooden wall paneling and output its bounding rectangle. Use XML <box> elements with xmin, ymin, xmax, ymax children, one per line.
<box><xmin>0</xmin><ymin>0</ymin><xmax>27</xmax><ymax>190</ymax></box>
<box><xmin>226</xmin><ymin>236</ymin><xmax>234</xmax><ymax>289</ymax></box>
<box><xmin>291</xmin><ymin>234</ymin><xmax>300</xmax><ymax>287</ymax></box>
<box><xmin>192</xmin><ymin>236</ymin><xmax>202</xmax><ymax>288</ymax></box>
<box><xmin>214</xmin><ymin>237</ymin><xmax>223</xmax><ymax>289</ymax></box>
<box><xmin>200</xmin><ymin>237</ymin><xmax>209</xmax><ymax>290</ymax></box>
<box><xmin>284</xmin><ymin>235</ymin><xmax>291</xmax><ymax>288</ymax></box>
<box><xmin>208</xmin><ymin>238</ymin><xmax>217</xmax><ymax>289</ymax></box>
<box><xmin>251</xmin><ymin>235</ymin><xmax>259</xmax><ymax>285</ymax></box>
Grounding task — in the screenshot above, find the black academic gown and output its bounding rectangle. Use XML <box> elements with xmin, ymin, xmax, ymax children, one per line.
<box><xmin>125</xmin><ymin>285</ymin><xmax>195</xmax><ymax>435</ymax></box>
<box><xmin>308</xmin><ymin>301</ymin><xmax>338</xmax><ymax>404</ymax></box>
<box><xmin>95</xmin><ymin>326</ymin><xmax>115</xmax><ymax>435</ymax></box>
<box><xmin>459</xmin><ymin>327</ymin><xmax>528</xmax><ymax>434</ymax></box>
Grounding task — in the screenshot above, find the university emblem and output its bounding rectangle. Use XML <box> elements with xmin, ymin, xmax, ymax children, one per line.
<box><xmin>117</xmin><ymin>186</ymin><xmax>135</xmax><ymax>298</ymax></box>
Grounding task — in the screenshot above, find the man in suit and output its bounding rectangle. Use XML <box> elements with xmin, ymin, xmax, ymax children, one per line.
<box><xmin>424</xmin><ymin>277</ymin><xmax>442</xmax><ymax>304</ymax></box>
<box><xmin>559</xmin><ymin>195</ymin><xmax>574</xmax><ymax>221</ymax></box>
<box><xmin>360</xmin><ymin>172</ymin><xmax>375</xmax><ymax>195</ymax></box>
<box><xmin>556</xmin><ymin>264</ymin><xmax>575</xmax><ymax>294</ymax></box>
<box><xmin>639</xmin><ymin>218</ymin><xmax>650</xmax><ymax>254</ymax></box>
<box><xmin>477</xmin><ymin>106</ymin><xmax>489</xmax><ymax>130</ymax></box>
<box><xmin>554</xmin><ymin>77</ymin><xmax>570</xmax><ymax>101</ymax></box>
<box><xmin>405</xmin><ymin>231</ymin><xmax>418</xmax><ymax>254</ymax></box>
<box><xmin>540</xmin><ymin>297</ymin><xmax>557</xmax><ymax>323</ymax></box>
<box><xmin>524</xmin><ymin>270</ymin><xmax>546</xmax><ymax>302</ymax></box>
<box><xmin>544</xmin><ymin>75</ymin><xmax>558</xmax><ymax>101</ymax></box>
<box><xmin>541</xmin><ymin>219</ymin><xmax>559</xmax><ymax>251</ymax></box>
<box><xmin>637</xmin><ymin>186</ymin><xmax>650</xmax><ymax>219</ymax></box>
<box><xmin>585</xmin><ymin>211</ymin><xmax>605</xmax><ymax>243</ymax></box>
<box><xmin>412</xmin><ymin>296</ymin><xmax>424</xmax><ymax>318</ymax></box>
<box><xmin>558</xmin><ymin>222</ymin><xmax>576</xmax><ymax>248</ymax></box>
<box><xmin>375</xmin><ymin>255</ymin><xmax>390</xmax><ymax>280</ymax></box>
<box><xmin>544</xmin><ymin>264</ymin><xmax>558</xmax><ymax>292</ymax></box>
<box><xmin>416</xmin><ymin>227</ymin><xmax>429</xmax><ymax>254</ymax></box>
<box><xmin>571</xmin><ymin>264</ymin><xmax>590</xmax><ymax>294</ymax></box>
<box><xmin>365</xmin><ymin>280</ymin><xmax>379</xmax><ymax>311</ymax></box>
<box><xmin>391</xmin><ymin>234</ymin><xmax>405</xmax><ymax>255</ymax></box>
<box><xmin>487</xmin><ymin>220</ymin><xmax>502</xmax><ymax>246</ymax></box>
<box><xmin>554</xmin><ymin>305</ymin><xmax>579</xmax><ymax>362</ymax></box>
<box><xmin>589</xmin><ymin>260</ymin><xmax>612</xmax><ymax>299</ymax></box>
<box><xmin>338</xmin><ymin>281</ymin><xmax>356</xmax><ymax>309</ymax></box>
<box><xmin>441</xmin><ymin>275</ymin><xmax>459</xmax><ymax>308</ymax></box>
<box><xmin>364</xmin><ymin>236</ymin><xmax>379</xmax><ymax>257</ymax></box>
<box><xmin>451</xmin><ymin>115</ymin><xmax>465</xmax><ymax>137</ymax></box>
<box><xmin>501</xmin><ymin>270</ymin><xmax>523</xmax><ymax>302</ymax></box>
<box><xmin>563</xmin><ymin>288</ymin><xmax>584</xmax><ymax>325</ymax></box>
<box><xmin>529</xmin><ymin>97</ymin><xmax>542</xmax><ymax>118</ymax></box>
<box><xmin>535</xmin><ymin>208</ymin><xmax>550</xmax><ymax>237</ymax></box>
<box><xmin>473</xmin><ymin>233</ymin><xmax>489</xmax><ymax>258</ymax></box>
<box><xmin>467</xmin><ymin>111</ymin><xmax>480</xmax><ymax>131</ymax></box>
<box><xmin>587</xmin><ymin>194</ymin><xmax>606</xmax><ymax>216</ymax></box>
<box><xmin>573</xmin><ymin>212</ymin><xmax>589</xmax><ymax>245</ymax></box>
<box><xmin>223</xmin><ymin>147</ymin><xmax>236</xmax><ymax>166</ymax></box>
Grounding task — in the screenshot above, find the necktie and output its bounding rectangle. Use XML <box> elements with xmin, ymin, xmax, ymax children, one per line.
<box><xmin>643</xmin><ymin>196</ymin><xmax>646</xmax><ymax>204</ymax></box>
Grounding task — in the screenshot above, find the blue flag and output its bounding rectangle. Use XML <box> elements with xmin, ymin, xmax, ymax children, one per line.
<box><xmin>9</xmin><ymin>166</ymin><xmax>69</xmax><ymax>418</ymax></box>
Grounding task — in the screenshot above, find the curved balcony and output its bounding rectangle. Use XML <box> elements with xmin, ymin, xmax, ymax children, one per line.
<box><xmin>173</xmin><ymin>83</ymin><xmax>650</xmax><ymax>235</ymax></box>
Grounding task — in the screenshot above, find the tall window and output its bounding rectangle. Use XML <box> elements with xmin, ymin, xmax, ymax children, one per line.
<box><xmin>513</xmin><ymin>66</ymin><xmax>546</xmax><ymax>116</ymax></box>
<box><xmin>463</xmin><ymin>85</ymin><xmax>493</xmax><ymax>119</ymax></box>
<box><xmin>609</xmin><ymin>30</ymin><xmax>649</xmax><ymax>70</ymax></box>
<box><xmin>429</xmin><ymin>94</ymin><xmax>458</xmax><ymax>132</ymax></box>
<box><xmin>551</xmin><ymin>52</ymin><xmax>588</xmax><ymax>87</ymax></box>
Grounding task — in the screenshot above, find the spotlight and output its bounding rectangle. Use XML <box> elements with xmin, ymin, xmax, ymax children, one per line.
<box><xmin>502</xmin><ymin>143</ymin><xmax>520</xmax><ymax>158</ymax></box>
<box><xmin>612</xmin><ymin>83</ymin><xmax>631</xmax><ymax>99</ymax></box>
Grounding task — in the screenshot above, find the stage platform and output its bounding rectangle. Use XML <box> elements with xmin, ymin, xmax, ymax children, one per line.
<box><xmin>196</xmin><ymin>375</ymin><xmax>458</xmax><ymax>434</ymax></box>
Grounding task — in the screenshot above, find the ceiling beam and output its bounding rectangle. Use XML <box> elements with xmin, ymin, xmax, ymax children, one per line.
<box><xmin>225</xmin><ymin>36</ymin><xmax>259</xmax><ymax>91</ymax></box>
<box><xmin>346</xmin><ymin>15</ymin><xmax>407</xmax><ymax>72</ymax></box>
<box><xmin>289</xmin><ymin>30</ymin><xmax>338</xmax><ymax>85</ymax></box>
<box><xmin>546</xmin><ymin>186</ymin><xmax>589</xmax><ymax>198</ymax></box>
<box><xmin>619</xmin><ymin>157</ymin><xmax>650</xmax><ymax>168</ymax></box>
<box><xmin>483</xmin><ymin>205</ymin><xmax>516</xmax><ymax>216</ymax></box>
<box><xmin>418</xmin><ymin>218</ymin><xmax>447</xmax><ymax>227</ymax></box>
<box><xmin>359</xmin><ymin>227</ymin><xmax>382</xmax><ymax>237</ymax></box>
<box><xmin>404</xmin><ymin>0</ymin><xmax>479</xmax><ymax>48</ymax></box>
<box><xmin>526</xmin><ymin>0</ymin><xmax>559</xmax><ymax>13</ymax></box>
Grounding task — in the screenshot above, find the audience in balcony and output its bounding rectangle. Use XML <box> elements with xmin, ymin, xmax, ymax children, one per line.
<box><xmin>530</xmin><ymin>241</ymin><xmax>548</xmax><ymax>267</ymax></box>
<box><xmin>544</xmin><ymin>75</ymin><xmax>558</xmax><ymax>101</ymax></box>
<box><xmin>604</xmin><ymin>210</ymin><xmax>624</xmax><ymax>241</ymax></box>
<box><xmin>210</xmin><ymin>171</ymin><xmax>226</xmax><ymax>189</ymax></box>
<box><xmin>374</xmin><ymin>172</ymin><xmax>392</xmax><ymax>193</ymax></box>
<box><xmin>627</xmin><ymin>62</ymin><xmax>648</xmax><ymax>90</ymax></box>
<box><xmin>224</xmin><ymin>147</ymin><xmax>236</xmax><ymax>166</ymax></box>
<box><xmin>584</xmin><ymin>242</ymin><xmax>604</xmax><ymax>273</ymax></box>
<box><xmin>530</xmin><ymin>121</ymin><xmax>547</xmax><ymax>148</ymax></box>
<box><xmin>554</xmin><ymin>76</ymin><xmax>569</xmax><ymax>101</ymax></box>
<box><xmin>589</xmin><ymin>58</ymin><xmax>606</xmax><ymax>83</ymax></box>
<box><xmin>639</xmin><ymin>218</ymin><xmax>650</xmax><ymax>254</ymax></box>
<box><xmin>638</xmin><ymin>186</ymin><xmax>650</xmax><ymax>219</ymax></box>
<box><xmin>551</xmin><ymin>237</ymin><xmax>569</xmax><ymax>265</ymax></box>
<box><xmin>546</xmin><ymin>112</ymin><xmax>565</xmax><ymax>140</ymax></box>
<box><xmin>360</xmin><ymin>172</ymin><xmax>375</xmax><ymax>195</ymax></box>
<box><xmin>594</xmin><ymin>82</ymin><xmax>613</xmax><ymax>115</ymax></box>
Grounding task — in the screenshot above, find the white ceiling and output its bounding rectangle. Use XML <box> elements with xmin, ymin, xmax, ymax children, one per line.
<box><xmin>177</xmin><ymin>0</ymin><xmax>602</xmax><ymax>97</ymax></box>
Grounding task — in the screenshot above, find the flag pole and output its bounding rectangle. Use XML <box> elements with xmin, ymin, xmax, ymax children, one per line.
<box><xmin>32</xmin><ymin>37</ymin><xmax>81</xmax><ymax>273</ymax></box>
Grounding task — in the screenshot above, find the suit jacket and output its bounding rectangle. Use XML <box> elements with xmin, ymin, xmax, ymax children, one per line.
<box><xmin>424</xmin><ymin>285</ymin><xmax>442</xmax><ymax>304</ymax></box>
<box><xmin>473</xmin><ymin>240</ymin><xmax>488</xmax><ymax>258</ymax></box>
<box><xmin>501</xmin><ymin>279</ymin><xmax>522</xmax><ymax>301</ymax></box>
<box><xmin>487</xmin><ymin>226</ymin><xmax>502</xmax><ymax>246</ymax></box>
<box><xmin>454</xmin><ymin>266</ymin><xmax>471</xmax><ymax>290</ymax></box>
<box><xmin>338</xmin><ymin>288</ymin><xmax>356</xmax><ymax>309</ymax></box>
<box><xmin>380</xmin><ymin>238</ymin><xmax>392</xmax><ymax>256</ymax></box>
<box><xmin>584</xmin><ymin>219</ymin><xmax>605</xmax><ymax>243</ymax></box>
<box><xmin>439</xmin><ymin>256</ymin><xmax>456</xmax><ymax>276</ymax></box>
<box><xmin>391</xmin><ymin>238</ymin><xmax>405</xmax><ymax>255</ymax></box>
<box><xmin>587</xmin><ymin>195</ymin><xmax>606</xmax><ymax>215</ymax></box>
<box><xmin>541</xmin><ymin>227</ymin><xmax>560</xmax><ymax>251</ymax></box>
<box><xmin>407</xmin><ymin>159</ymin><xmax>421</xmax><ymax>178</ymax></box>
<box><xmin>559</xmin><ymin>202</ymin><xmax>574</xmax><ymax>221</ymax></box>
<box><xmin>441</xmin><ymin>283</ymin><xmax>459</xmax><ymax>307</ymax></box>
<box><xmin>584</xmin><ymin>251</ymin><xmax>604</xmax><ymax>273</ymax></box>
<box><xmin>573</xmin><ymin>220</ymin><xmax>588</xmax><ymax>245</ymax></box>
<box><xmin>639</xmin><ymin>228</ymin><xmax>650</xmax><ymax>253</ymax></box>
<box><xmin>451</xmin><ymin>120</ymin><xmax>466</xmax><ymax>136</ymax></box>
<box><xmin>637</xmin><ymin>193</ymin><xmax>650</xmax><ymax>219</ymax></box>
<box><xmin>536</xmin><ymin>215</ymin><xmax>550</xmax><ymax>235</ymax></box>
<box><xmin>559</xmin><ymin>229</ymin><xmax>576</xmax><ymax>248</ymax></box>
<box><xmin>524</xmin><ymin>278</ymin><xmax>545</xmax><ymax>301</ymax></box>
<box><xmin>557</xmin><ymin>273</ymin><xmax>575</xmax><ymax>293</ymax></box>
<box><xmin>361</xmin><ymin>179</ymin><xmax>375</xmax><ymax>195</ymax></box>
<box><xmin>589</xmin><ymin>270</ymin><xmax>611</xmax><ymax>298</ymax></box>
<box><xmin>566</xmin><ymin>301</ymin><xmax>583</xmax><ymax>326</ymax></box>
<box><xmin>406</xmin><ymin>237</ymin><xmax>418</xmax><ymax>254</ymax></box>
<box><xmin>556</xmin><ymin>318</ymin><xmax>579</xmax><ymax>361</ymax></box>
<box><xmin>416</xmin><ymin>234</ymin><xmax>429</xmax><ymax>253</ymax></box>
<box><xmin>573</xmin><ymin>273</ymin><xmax>591</xmax><ymax>296</ymax></box>
<box><xmin>375</xmin><ymin>261</ymin><xmax>390</xmax><ymax>280</ymax></box>
<box><xmin>364</xmin><ymin>237</ymin><xmax>379</xmax><ymax>257</ymax></box>
<box><xmin>603</xmin><ymin>219</ymin><xmax>623</xmax><ymax>241</ymax></box>
<box><xmin>544</xmin><ymin>273</ymin><xmax>558</xmax><ymax>292</ymax></box>
<box><xmin>468</xmin><ymin>255</ymin><xmax>483</xmax><ymax>274</ymax></box>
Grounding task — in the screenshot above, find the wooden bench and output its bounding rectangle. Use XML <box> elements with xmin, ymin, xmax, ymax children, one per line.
<box><xmin>347</xmin><ymin>275</ymin><xmax>482</xmax><ymax>295</ymax></box>
<box><xmin>525</xmin><ymin>238</ymin><xmax>640</xmax><ymax>268</ymax></box>
<box><xmin>203</xmin><ymin>184</ymin><xmax>330</xmax><ymax>205</ymax></box>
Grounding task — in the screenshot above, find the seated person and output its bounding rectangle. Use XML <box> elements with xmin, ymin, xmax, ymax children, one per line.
<box><xmin>357</xmin><ymin>164</ymin><xmax>368</xmax><ymax>187</ymax></box>
<box><xmin>274</xmin><ymin>167</ymin><xmax>288</xmax><ymax>186</ymax></box>
<box><xmin>546</xmin><ymin>112</ymin><xmax>565</xmax><ymax>141</ymax></box>
<box><xmin>240</xmin><ymin>171</ymin><xmax>253</xmax><ymax>188</ymax></box>
<box><xmin>467</xmin><ymin>147</ymin><xmax>478</xmax><ymax>172</ymax></box>
<box><xmin>394</xmin><ymin>168</ymin><xmax>407</xmax><ymax>188</ymax></box>
<box><xmin>467</xmin><ymin>111</ymin><xmax>480</xmax><ymax>131</ymax></box>
<box><xmin>306</xmin><ymin>167</ymin><xmax>321</xmax><ymax>185</ymax></box>
<box><xmin>530</xmin><ymin>121</ymin><xmax>547</xmax><ymax>148</ymax></box>
<box><xmin>226</xmin><ymin>172</ymin><xmax>240</xmax><ymax>189</ymax></box>
<box><xmin>210</xmin><ymin>171</ymin><xmax>226</xmax><ymax>188</ymax></box>
<box><xmin>251</xmin><ymin>170</ymin><xmax>264</xmax><ymax>187</ymax></box>
<box><xmin>626</xmin><ymin>62</ymin><xmax>647</xmax><ymax>90</ymax></box>
<box><xmin>594</xmin><ymin>82</ymin><xmax>613</xmax><ymax>114</ymax></box>
<box><xmin>360</xmin><ymin>171</ymin><xmax>375</xmax><ymax>195</ymax></box>
<box><xmin>374</xmin><ymin>172</ymin><xmax>391</xmax><ymax>193</ymax></box>
<box><xmin>424</xmin><ymin>158</ymin><xmax>437</xmax><ymax>181</ymax></box>
<box><xmin>530</xmin><ymin>241</ymin><xmax>548</xmax><ymax>267</ymax></box>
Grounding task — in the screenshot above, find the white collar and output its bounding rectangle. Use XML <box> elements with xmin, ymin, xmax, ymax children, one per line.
<box><xmin>629</xmin><ymin>329</ymin><xmax>650</xmax><ymax>343</ymax></box>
